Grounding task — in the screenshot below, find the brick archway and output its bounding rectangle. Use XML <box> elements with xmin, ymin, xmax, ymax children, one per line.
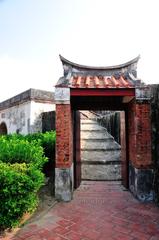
<box><xmin>55</xmin><ymin>55</ymin><xmax>153</xmax><ymax>202</ymax></box>
<box><xmin>0</xmin><ymin>122</ymin><xmax>8</xmax><ymax>135</ymax></box>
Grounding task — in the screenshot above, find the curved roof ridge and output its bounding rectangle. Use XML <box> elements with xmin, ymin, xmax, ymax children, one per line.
<box><xmin>59</xmin><ymin>54</ymin><xmax>140</xmax><ymax>70</ymax></box>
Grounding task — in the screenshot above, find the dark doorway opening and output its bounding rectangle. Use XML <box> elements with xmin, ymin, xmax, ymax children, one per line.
<box><xmin>72</xmin><ymin>93</ymin><xmax>133</xmax><ymax>190</ymax></box>
<box><xmin>0</xmin><ymin>122</ymin><xmax>7</xmax><ymax>135</ymax></box>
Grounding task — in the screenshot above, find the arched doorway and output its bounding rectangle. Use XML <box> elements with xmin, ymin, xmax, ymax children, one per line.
<box><xmin>0</xmin><ymin>122</ymin><xmax>8</xmax><ymax>135</ymax></box>
<box><xmin>55</xmin><ymin>55</ymin><xmax>153</xmax><ymax>202</ymax></box>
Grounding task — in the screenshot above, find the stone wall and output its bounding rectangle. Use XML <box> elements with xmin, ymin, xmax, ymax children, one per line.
<box><xmin>96</xmin><ymin>111</ymin><xmax>120</xmax><ymax>143</ymax></box>
<box><xmin>42</xmin><ymin>111</ymin><xmax>55</xmax><ymax>133</ymax></box>
<box><xmin>150</xmin><ymin>84</ymin><xmax>159</xmax><ymax>204</ymax></box>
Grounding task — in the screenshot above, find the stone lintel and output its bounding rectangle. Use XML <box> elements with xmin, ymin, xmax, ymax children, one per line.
<box><xmin>129</xmin><ymin>163</ymin><xmax>154</xmax><ymax>202</ymax></box>
<box><xmin>55</xmin><ymin>164</ymin><xmax>74</xmax><ymax>202</ymax></box>
<box><xmin>55</xmin><ymin>87</ymin><xmax>70</xmax><ymax>104</ymax></box>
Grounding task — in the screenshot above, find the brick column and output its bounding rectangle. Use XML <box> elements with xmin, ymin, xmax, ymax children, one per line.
<box><xmin>128</xmin><ymin>87</ymin><xmax>154</xmax><ymax>202</ymax></box>
<box><xmin>55</xmin><ymin>87</ymin><xmax>73</xmax><ymax>201</ymax></box>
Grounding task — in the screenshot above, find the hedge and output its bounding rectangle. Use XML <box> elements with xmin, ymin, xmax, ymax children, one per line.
<box><xmin>0</xmin><ymin>131</ymin><xmax>56</xmax><ymax>230</ymax></box>
<box><xmin>2</xmin><ymin>131</ymin><xmax>56</xmax><ymax>176</ymax></box>
<box><xmin>0</xmin><ymin>162</ymin><xmax>44</xmax><ymax>229</ymax></box>
<box><xmin>3</xmin><ymin>131</ymin><xmax>56</xmax><ymax>161</ymax></box>
<box><xmin>0</xmin><ymin>137</ymin><xmax>48</xmax><ymax>170</ymax></box>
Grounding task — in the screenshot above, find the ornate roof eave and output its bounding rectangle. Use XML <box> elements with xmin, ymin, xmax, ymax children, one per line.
<box><xmin>59</xmin><ymin>54</ymin><xmax>140</xmax><ymax>72</ymax></box>
<box><xmin>55</xmin><ymin>55</ymin><xmax>141</xmax><ymax>88</ymax></box>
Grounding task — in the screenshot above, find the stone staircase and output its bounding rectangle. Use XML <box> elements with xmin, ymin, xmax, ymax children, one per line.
<box><xmin>81</xmin><ymin>112</ymin><xmax>121</xmax><ymax>180</ymax></box>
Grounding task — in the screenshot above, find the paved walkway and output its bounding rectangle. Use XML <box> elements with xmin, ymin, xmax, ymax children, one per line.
<box><xmin>13</xmin><ymin>181</ymin><xmax>159</xmax><ymax>240</ymax></box>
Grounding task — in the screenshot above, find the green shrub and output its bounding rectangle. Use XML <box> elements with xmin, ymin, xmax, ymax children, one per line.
<box><xmin>1</xmin><ymin>131</ymin><xmax>56</xmax><ymax>160</ymax></box>
<box><xmin>26</xmin><ymin>131</ymin><xmax>56</xmax><ymax>176</ymax></box>
<box><xmin>0</xmin><ymin>162</ymin><xmax>44</xmax><ymax>229</ymax></box>
<box><xmin>26</xmin><ymin>131</ymin><xmax>56</xmax><ymax>158</ymax></box>
<box><xmin>0</xmin><ymin>137</ymin><xmax>48</xmax><ymax>170</ymax></box>
<box><xmin>0</xmin><ymin>131</ymin><xmax>56</xmax><ymax>176</ymax></box>
<box><xmin>0</xmin><ymin>131</ymin><xmax>56</xmax><ymax>229</ymax></box>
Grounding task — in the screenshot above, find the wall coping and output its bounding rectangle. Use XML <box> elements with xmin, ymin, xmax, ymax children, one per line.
<box><xmin>0</xmin><ymin>89</ymin><xmax>55</xmax><ymax>111</ymax></box>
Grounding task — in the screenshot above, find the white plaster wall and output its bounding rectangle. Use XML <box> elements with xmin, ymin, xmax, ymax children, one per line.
<box><xmin>0</xmin><ymin>100</ymin><xmax>55</xmax><ymax>134</ymax></box>
<box><xmin>30</xmin><ymin>101</ymin><xmax>55</xmax><ymax>133</ymax></box>
<box><xmin>0</xmin><ymin>102</ymin><xmax>31</xmax><ymax>135</ymax></box>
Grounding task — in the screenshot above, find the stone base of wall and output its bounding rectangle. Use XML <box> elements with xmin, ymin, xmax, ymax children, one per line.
<box><xmin>55</xmin><ymin>164</ymin><xmax>74</xmax><ymax>202</ymax></box>
<box><xmin>129</xmin><ymin>163</ymin><xmax>154</xmax><ymax>202</ymax></box>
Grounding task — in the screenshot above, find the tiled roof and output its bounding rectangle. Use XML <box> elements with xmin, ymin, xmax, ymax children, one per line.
<box><xmin>70</xmin><ymin>75</ymin><xmax>134</xmax><ymax>88</ymax></box>
<box><xmin>55</xmin><ymin>55</ymin><xmax>141</xmax><ymax>89</ymax></box>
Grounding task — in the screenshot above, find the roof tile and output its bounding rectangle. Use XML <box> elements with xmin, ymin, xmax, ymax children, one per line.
<box><xmin>70</xmin><ymin>75</ymin><xmax>134</xmax><ymax>89</ymax></box>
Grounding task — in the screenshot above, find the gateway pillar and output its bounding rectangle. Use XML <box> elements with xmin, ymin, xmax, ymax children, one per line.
<box><xmin>128</xmin><ymin>87</ymin><xmax>154</xmax><ymax>201</ymax></box>
<box><xmin>55</xmin><ymin>87</ymin><xmax>73</xmax><ymax>201</ymax></box>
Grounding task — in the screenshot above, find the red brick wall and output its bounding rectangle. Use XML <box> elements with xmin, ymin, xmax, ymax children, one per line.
<box><xmin>56</xmin><ymin>104</ymin><xmax>73</xmax><ymax>168</ymax></box>
<box><xmin>128</xmin><ymin>101</ymin><xmax>152</xmax><ymax>169</ymax></box>
<box><xmin>135</xmin><ymin>103</ymin><xmax>152</xmax><ymax>168</ymax></box>
<box><xmin>128</xmin><ymin>101</ymin><xmax>136</xmax><ymax>166</ymax></box>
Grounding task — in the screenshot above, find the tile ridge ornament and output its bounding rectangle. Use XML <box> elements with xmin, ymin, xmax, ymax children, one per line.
<box><xmin>59</xmin><ymin>54</ymin><xmax>140</xmax><ymax>71</ymax></box>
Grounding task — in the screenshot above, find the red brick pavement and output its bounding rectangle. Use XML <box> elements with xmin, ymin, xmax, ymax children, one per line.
<box><xmin>13</xmin><ymin>181</ymin><xmax>159</xmax><ymax>240</ymax></box>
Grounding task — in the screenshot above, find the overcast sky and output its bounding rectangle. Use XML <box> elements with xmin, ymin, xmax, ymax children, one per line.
<box><xmin>0</xmin><ymin>0</ymin><xmax>159</xmax><ymax>101</ymax></box>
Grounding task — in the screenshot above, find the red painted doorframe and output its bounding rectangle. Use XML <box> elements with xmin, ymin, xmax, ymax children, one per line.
<box><xmin>70</xmin><ymin>88</ymin><xmax>135</xmax><ymax>97</ymax></box>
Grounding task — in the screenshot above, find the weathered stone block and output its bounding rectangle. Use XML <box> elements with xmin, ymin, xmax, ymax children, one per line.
<box><xmin>82</xmin><ymin>163</ymin><xmax>121</xmax><ymax>181</ymax></box>
<box><xmin>55</xmin><ymin>164</ymin><xmax>74</xmax><ymax>202</ymax></box>
<box><xmin>55</xmin><ymin>87</ymin><xmax>70</xmax><ymax>104</ymax></box>
<box><xmin>129</xmin><ymin>163</ymin><xmax>154</xmax><ymax>202</ymax></box>
<box><xmin>135</xmin><ymin>86</ymin><xmax>151</xmax><ymax>101</ymax></box>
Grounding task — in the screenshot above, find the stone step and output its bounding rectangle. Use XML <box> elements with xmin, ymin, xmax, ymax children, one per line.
<box><xmin>80</xmin><ymin>111</ymin><xmax>98</xmax><ymax>120</ymax></box>
<box><xmin>81</xmin><ymin>119</ymin><xmax>98</xmax><ymax>124</ymax></box>
<box><xmin>81</xmin><ymin>164</ymin><xmax>121</xmax><ymax>181</ymax></box>
<box><xmin>81</xmin><ymin>140</ymin><xmax>121</xmax><ymax>150</ymax></box>
<box><xmin>82</xmin><ymin>160</ymin><xmax>121</xmax><ymax>165</ymax></box>
<box><xmin>80</xmin><ymin>112</ymin><xmax>121</xmax><ymax>181</ymax></box>
<box><xmin>81</xmin><ymin>124</ymin><xmax>106</xmax><ymax>131</ymax></box>
<box><xmin>81</xmin><ymin>150</ymin><xmax>121</xmax><ymax>162</ymax></box>
<box><xmin>81</xmin><ymin>130</ymin><xmax>113</xmax><ymax>140</ymax></box>
<box><xmin>81</xmin><ymin>136</ymin><xmax>114</xmax><ymax>144</ymax></box>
